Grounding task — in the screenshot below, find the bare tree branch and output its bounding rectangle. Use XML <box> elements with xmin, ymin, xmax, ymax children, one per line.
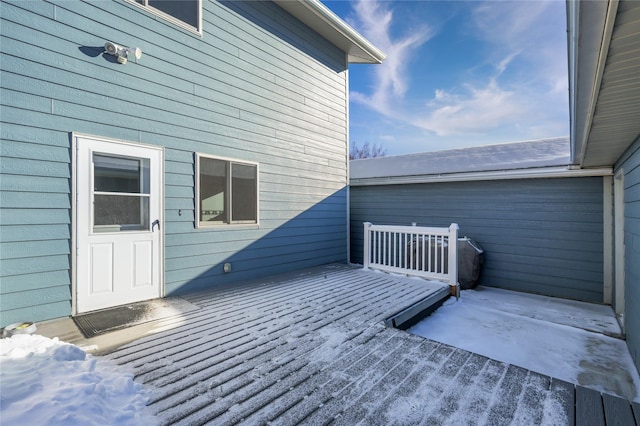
<box><xmin>350</xmin><ymin>141</ymin><xmax>387</xmax><ymax>160</ymax></box>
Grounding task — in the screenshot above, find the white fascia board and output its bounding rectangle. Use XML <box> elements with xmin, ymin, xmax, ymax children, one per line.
<box><xmin>567</xmin><ymin>0</ymin><xmax>579</xmax><ymax>164</ymax></box>
<box><xmin>350</xmin><ymin>166</ymin><xmax>613</xmax><ymax>186</ymax></box>
<box><xmin>273</xmin><ymin>0</ymin><xmax>386</xmax><ymax>64</ymax></box>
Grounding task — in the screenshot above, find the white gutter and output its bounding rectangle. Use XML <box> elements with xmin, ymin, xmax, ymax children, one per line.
<box><xmin>350</xmin><ymin>166</ymin><xmax>613</xmax><ymax>186</ymax></box>
<box><xmin>567</xmin><ymin>0</ymin><xmax>579</xmax><ymax>165</ymax></box>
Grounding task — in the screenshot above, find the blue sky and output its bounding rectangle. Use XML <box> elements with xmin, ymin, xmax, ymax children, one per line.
<box><xmin>324</xmin><ymin>0</ymin><xmax>569</xmax><ymax>156</ymax></box>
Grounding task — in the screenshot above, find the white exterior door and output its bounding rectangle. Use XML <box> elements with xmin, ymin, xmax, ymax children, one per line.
<box><xmin>75</xmin><ymin>136</ymin><xmax>163</xmax><ymax>313</ymax></box>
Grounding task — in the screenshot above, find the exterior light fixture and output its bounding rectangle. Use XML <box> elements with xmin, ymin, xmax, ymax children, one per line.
<box><xmin>104</xmin><ymin>42</ymin><xmax>142</xmax><ymax>64</ymax></box>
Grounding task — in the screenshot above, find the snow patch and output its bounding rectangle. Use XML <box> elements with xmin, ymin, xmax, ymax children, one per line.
<box><xmin>0</xmin><ymin>334</ymin><xmax>156</xmax><ymax>425</ymax></box>
<box><xmin>409</xmin><ymin>288</ymin><xmax>640</xmax><ymax>402</ymax></box>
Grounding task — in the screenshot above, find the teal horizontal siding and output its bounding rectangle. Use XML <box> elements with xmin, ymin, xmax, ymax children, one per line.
<box><xmin>165</xmin><ymin>230</ymin><xmax>345</xmax><ymax>259</ymax></box>
<box><xmin>0</xmin><ymin>285</ymin><xmax>70</xmax><ymax>311</ymax></box>
<box><xmin>1</xmin><ymin>270</ymin><xmax>71</xmax><ymax>294</ymax></box>
<box><xmin>2</xmin><ymin>6</ymin><xmax>346</xmax><ymax>141</ymax></box>
<box><xmin>0</xmin><ymin>193</ymin><xmax>70</xmax><ymax>209</ymax></box>
<box><xmin>0</xmin><ymin>156</ymin><xmax>70</xmax><ymax>179</ymax></box>
<box><xmin>350</xmin><ymin>177</ymin><xmax>604</xmax><ymax>302</ymax></box>
<box><xmin>0</xmin><ymin>175</ymin><xmax>70</xmax><ymax>193</ymax></box>
<box><xmin>165</xmin><ymin>224</ymin><xmax>345</xmax><ymax>246</ymax></box>
<box><xmin>0</xmin><ymin>105</ymin><xmax>142</xmax><ymax>144</ymax></box>
<box><xmin>0</xmin><ymin>123</ymin><xmax>71</xmax><ymax>148</ymax></box>
<box><xmin>0</xmin><ymin>0</ymin><xmax>349</xmax><ymax>326</ymax></box>
<box><xmin>167</xmin><ymin>238</ymin><xmax>344</xmax><ymax>274</ymax></box>
<box><xmin>1</xmin><ymin>140</ymin><xmax>70</xmax><ymax>163</ymax></box>
<box><xmin>1</xmin><ymin>224</ymin><xmax>70</xmax><ymax>242</ymax></box>
<box><xmin>616</xmin><ymin>136</ymin><xmax>640</xmax><ymax>374</ymax></box>
<box><xmin>166</xmin><ymin>253</ymin><xmax>342</xmax><ymax>296</ymax></box>
<box><xmin>166</xmin><ymin>248</ymin><xmax>344</xmax><ymax>292</ymax></box>
<box><xmin>0</xmin><ymin>209</ymin><xmax>69</xmax><ymax>226</ymax></box>
<box><xmin>0</xmin><ymin>301</ymin><xmax>70</xmax><ymax>329</ymax></box>
<box><xmin>0</xmin><ymin>240</ymin><xmax>70</xmax><ymax>260</ymax></box>
<box><xmin>1</xmin><ymin>255</ymin><xmax>70</xmax><ymax>277</ymax></box>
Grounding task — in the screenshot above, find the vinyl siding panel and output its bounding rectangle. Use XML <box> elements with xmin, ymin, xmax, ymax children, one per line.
<box><xmin>616</xmin><ymin>136</ymin><xmax>640</xmax><ymax>373</ymax></box>
<box><xmin>0</xmin><ymin>0</ymin><xmax>349</xmax><ymax>326</ymax></box>
<box><xmin>350</xmin><ymin>177</ymin><xmax>604</xmax><ymax>302</ymax></box>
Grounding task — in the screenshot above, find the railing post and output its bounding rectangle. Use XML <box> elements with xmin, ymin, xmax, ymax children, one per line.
<box><xmin>449</xmin><ymin>223</ymin><xmax>460</xmax><ymax>298</ymax></box>
<box><xmin>363</xmin><ymin>222</ymin><xmax>372</xmax><ymax>269</ymax></box>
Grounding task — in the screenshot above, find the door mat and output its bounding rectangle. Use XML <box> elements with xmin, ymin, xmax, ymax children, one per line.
<box><xmin>73</xmin><ymin>297</ymin><xmax>200</xmax><ymax>338</ymax></box>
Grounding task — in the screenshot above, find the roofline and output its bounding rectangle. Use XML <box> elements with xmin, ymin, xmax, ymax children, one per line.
<box><xmin>273</xmin><ymin>0</ymin><xmax>386</xmax><ymax>64</ymax></box>
<box><xmin>350</xmin><ymin>166</ymin><xmax>613</xmax><ymax>186</ymax></box>
<box><xmin>567</xmin><ymin>0</ymin><xmax>618</xmax><ymax>167</ymax></box>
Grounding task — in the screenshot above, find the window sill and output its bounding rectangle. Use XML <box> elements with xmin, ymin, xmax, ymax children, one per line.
<box><xmin>196</xmin><ymin>223</ymin><xmax>260</xmax><ymax>231</ymax></box>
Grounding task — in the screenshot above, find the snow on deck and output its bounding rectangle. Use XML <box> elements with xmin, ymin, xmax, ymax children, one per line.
<box><xmin>409</xmin><ymin>287</ymin><xmax>640</xmax><ymax>402</ymax></box>
<box><xmin>96</xmin><ymin>263</ymin><xmax>631</xmax><ymax>425</ymax></box>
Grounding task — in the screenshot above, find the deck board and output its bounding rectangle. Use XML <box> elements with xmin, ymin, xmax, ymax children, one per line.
<box><xmin>99</xmin><ymin>264</ymin><xmax>637</xmax><ymax>425</ymax></box>
<box><xmin>632</xmin><ymin>401</ymin><xmax>640</xmax><ymax>423</ymax></box>
<box><xmin>551</xmin><ymin>379</ymin><xmax>576</xmax><ymax>425</ymax></box>
<box><xmin>577</xmin><ymin>386</ymin><xmax>606</xmax><ymax>426</ymax></box>
<box><xmin>603</xmin><ymin>392</ymin><xmax>636</xmax><ymax>426</ymax></box>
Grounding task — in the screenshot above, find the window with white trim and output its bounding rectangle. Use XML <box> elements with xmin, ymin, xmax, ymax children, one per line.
<box><xmin>131</xmin><ymin>0</ymin><xmax>201</xmax><ymax>33</ymax></box>
<box><xmin>196</xmin><ymin>154</ymin><xmax>258</xmax><ymax>227</ymax></box>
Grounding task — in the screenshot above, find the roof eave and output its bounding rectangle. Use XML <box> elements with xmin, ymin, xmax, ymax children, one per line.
<box><xmin>567</xmin><ymin>0</ymin><xmax>618</xmax><ymax>168</ymax></box>
<box><xmin>350</xmin><ymin>166</ymin><xmax>613</xmax><ymax>187</ymax></box>
<box><xmin>273</xmin><ymin>0</ymin><xmax>386</xmax><ymax>64</ymax></box>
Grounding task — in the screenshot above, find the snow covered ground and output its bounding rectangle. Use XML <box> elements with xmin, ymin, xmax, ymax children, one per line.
<box><xmin>409</xmin><ymin>286</ymin><xmax>640</xmax><ymax>402</ymax></box>
<box><xmin>0</xmin><ymin>334</ymin><xmax>156</xmax><ymax>425</ymax></box>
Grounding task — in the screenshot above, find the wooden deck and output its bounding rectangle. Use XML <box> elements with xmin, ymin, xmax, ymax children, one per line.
<box><xmin>99</xmin><ymin>264</ymin><xmax>639</xmax><ymax>425</ymax></box>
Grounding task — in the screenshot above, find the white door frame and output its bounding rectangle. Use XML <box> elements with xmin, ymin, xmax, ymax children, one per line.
<box><xmin>71</xmin><ymin>133</ymin><xmax>165</xmax><ymax>315</ymax></box>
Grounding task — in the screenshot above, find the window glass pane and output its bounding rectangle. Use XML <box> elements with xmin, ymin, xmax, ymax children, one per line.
<box><xmin>94</xmin><ymin>195</ymin><xmax>149</xmax><ymax>230</ymax></box>
<box><xmin>140</xmin><ymin>158</ymin><xmax>150</xmax><ymax>194</ymax></box>
<box><xmin>94</xmin><ymin>154</ymin><xmax>149</xmax><ymax>194</ymax></box>
<box><xmin>149</xmin><ymin>0</ymin><xmax>198</xmax><ymax>28</ymax></box>
<box><xmin>200</xmin><ymin>157</ymin><xmax>227</xmax><ymax>223</ymax></box>
<box><xmin>231</xmin><ymin>163</ymin><xmax>257</xmax><ymax>222</ymax></box>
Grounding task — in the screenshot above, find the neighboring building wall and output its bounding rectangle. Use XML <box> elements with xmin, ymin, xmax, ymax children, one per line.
<box><xmin>1</xmin><ymin>1</ymin><xmax>349</xmax><ymax>326</ymax></box>
<box><xmin>615</xmin><ymin>136</ymin><xmax>640</xmax><ymax>372</ymax></box>
<box><xmin>350</xmin><ymin>177</ymin><xmax>604</xmax><ymax>302</ymax></box>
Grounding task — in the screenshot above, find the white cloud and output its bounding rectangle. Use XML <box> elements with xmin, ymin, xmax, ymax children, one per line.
<box><xmin>495</xmin><ymin>52</ymin><xmax>520</xmax><ymax>76</ymax></box>
<box><xmin>346</xmin><ymin>0</ymin><xmax>568</xmax><ymax>153</ymax></box>
<box><xmin>417</xmin><ymin>79</ymin><xmax>523</xmax><ymax>136</ymax></box>
<box><xmin>472</xmin><ymin>1</ymin><xmax>551</xmax><ymax>45</ymax></box>
<box><xmin>348</xmin><ymin>0</ymin><xmax>431</xmax><ymax>116</ymax></box>
<box><xmin>470</xmin><ymin>0</ymin><xmax>568</xmax><ymax>94</ymax></box>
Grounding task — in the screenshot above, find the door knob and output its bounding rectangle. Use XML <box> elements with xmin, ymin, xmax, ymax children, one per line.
<box><xmin>152</xmin><ymin>219</ymin><xmax>160</xmax><ymax>232</ymax></box>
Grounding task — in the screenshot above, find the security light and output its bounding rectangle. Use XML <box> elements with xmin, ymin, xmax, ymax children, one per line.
<box><xmin>104</xmin><ymin>42</ymin><xmax>142</xmax><ymax>64</ymax></box>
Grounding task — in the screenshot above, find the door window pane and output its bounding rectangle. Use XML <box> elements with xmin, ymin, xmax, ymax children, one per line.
<box><xmin>94</xmin><ymin>154</ymin><xmax>149</xmax><ymax>194</ymax></box>
<box><xmin>94</xmin><ymin>195</ymin><xmax>149</xmax><ymax>229</ymax></box>
<box><xmin>93</xmin><ymin>153</ymin><xmax>150</xmax><ymax>232</ymax></box>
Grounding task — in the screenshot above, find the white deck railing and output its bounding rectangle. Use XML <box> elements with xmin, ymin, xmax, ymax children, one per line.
<box><xmin>363</xmin><ymin>222</ymin><xmax>459</xmax><ymax>294</ymax></box>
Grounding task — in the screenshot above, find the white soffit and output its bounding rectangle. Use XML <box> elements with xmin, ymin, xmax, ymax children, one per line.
<box><xmin>570</xmin><ymin>0</ymin><xmax>640</xmax><ymax>168</ymax></box>
<box><xmin>273</xmin><ymin>0</ymin><xmax>386</xmax><ymax>64</ymax></box>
